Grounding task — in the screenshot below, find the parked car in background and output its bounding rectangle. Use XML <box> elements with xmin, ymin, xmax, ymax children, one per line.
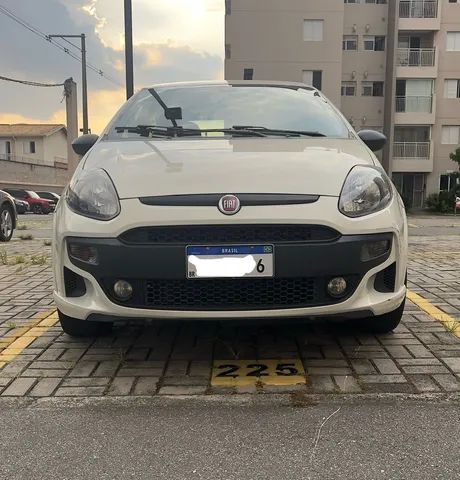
<box><xmin>3</xmin><ymin>188</ymin><xmax>53</xmax><ymax>214</ymax></box>
<box><xmin>36</xmin><ymin>191</ymin><xmax>60</xmax><ymax>210</ymax></box>
<box><xmin>13</xmin><ymin>198</ymin><xmax>30</xmax><ymax>214</ymax></box>
<box><xmin>0</xmin><ymin>190</ymin><xmax>17</xmax><ymax>242</ymax></box>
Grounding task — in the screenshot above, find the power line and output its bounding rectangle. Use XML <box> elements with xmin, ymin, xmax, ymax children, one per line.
<box><xmin>0</xmin><ymin>75</ymin><xmax>64</xmax><ymax>87</ymax></box>
<box><xmin>0</xmin><ymin>3</ymin><xmax>123</xmax><ymax>87</ymax></box>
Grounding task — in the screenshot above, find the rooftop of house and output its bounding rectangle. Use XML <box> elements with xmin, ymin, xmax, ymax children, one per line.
<box><xmin>0</xmin><ymin>124</ymin><xmax>66</xmax><ymax>138</ymax></box>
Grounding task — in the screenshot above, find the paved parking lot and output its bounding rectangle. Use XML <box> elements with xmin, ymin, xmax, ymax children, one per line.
<box><xmin>1</xmin><ymin>214</ymin><xmax>460</xmax><ymax>398</ymax></box>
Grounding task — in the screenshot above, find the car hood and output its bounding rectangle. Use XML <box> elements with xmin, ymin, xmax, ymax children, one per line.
<box><xmin>84</xmin><ymin>138</ymin><xmax>375</xmax><ymax>199</ymax></box>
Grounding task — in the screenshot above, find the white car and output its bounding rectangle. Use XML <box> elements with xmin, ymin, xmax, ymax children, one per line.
<box><xmin>53</xmin><ymin>81</ymin><xmax>407</xmax><ymax>337</ymax></box>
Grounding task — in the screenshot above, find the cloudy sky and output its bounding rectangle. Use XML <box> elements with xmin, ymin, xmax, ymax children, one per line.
<box><xmin>0</xmin><ymin>0</ymin><xmax>224</xmax><ymax>133</ymax></box>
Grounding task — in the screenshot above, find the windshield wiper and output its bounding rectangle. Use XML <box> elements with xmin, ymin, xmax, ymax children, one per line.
<box><xmin>115</xmin><ymin>125</ymin><xmax>267</xmax><ymax>138</ymax></box>
<box><xmin>232</xmin><ymin>126</ymin><xmax>326</xmax><ymax>137</ymax></box>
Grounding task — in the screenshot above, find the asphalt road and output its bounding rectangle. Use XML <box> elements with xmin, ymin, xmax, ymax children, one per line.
<box><xmin>0</xmin><ymin>396</ymin><xmax>459</xmax><ymax>480</ymax></box>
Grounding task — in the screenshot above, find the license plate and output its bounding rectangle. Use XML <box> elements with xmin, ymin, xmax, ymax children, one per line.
<box><xmin>186</xmin><ymin>245</ymin><xmax>274</xmax><ymax>279</ymax></box>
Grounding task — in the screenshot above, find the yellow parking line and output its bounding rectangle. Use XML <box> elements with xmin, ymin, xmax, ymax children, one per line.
<box><xmin>0</xmin><ymin>310</ymin><xmax>58</xmax><ymax>366</ymax></box>
<box><xmin>407</xmin><ymin>290</ymin><xmax>460</xmax><ymax>337</ymax></box>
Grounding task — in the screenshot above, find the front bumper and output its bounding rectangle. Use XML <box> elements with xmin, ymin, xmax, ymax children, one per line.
<box><xmin>53</xmin><ymin>196</ymin><xmax>407</xmax><ymax>321</ymax></box>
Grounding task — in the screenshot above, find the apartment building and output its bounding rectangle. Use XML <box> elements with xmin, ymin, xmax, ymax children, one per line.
<box><xmin>225</xmin><ymin>0</ymin><xmax>460</xmax><ymax>208</ymax></box>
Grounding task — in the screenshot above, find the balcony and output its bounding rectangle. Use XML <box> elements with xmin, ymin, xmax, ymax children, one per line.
<box><xmin>396</xmin><ymin>48</ymin><xmax>435</xmax><ymax>67</ymax></box>
<box><xmin>399</xmin><ymin>0</ymin><xmax>437</xmax><ymax>18</ymax></box>
<box><xmin>396</xmin><ymin>47</ymin><xmax>437</xmax><ymax>78</ymax></box>
<box><xmin>395</xmin><ymin>95</ymin><xmax>432</xmax><ymax>113</ymax></box>
<box><xmin>393</xmin><ymin>142</ymin><xmax>430</xmax><ymax>159</ymax></box>
<box><xmin>392</xmin><ymin>142</ymin><xmax>433</xmax><ymax>172</ymax></box>
<box><xmin>394</xmin><ymin>95</ymin><xmax>435</xmax><ymax>124</ymax></box>
<box><xmin>399</xmin><ymin>1</ymin><xmax>440</xmax><ymax>30</ymax></box>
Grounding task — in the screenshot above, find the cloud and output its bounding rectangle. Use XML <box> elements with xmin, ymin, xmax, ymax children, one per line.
<box><xmin>0</xmin><ymin>0</ymin><xmax>224</xmax><ymax>133</ymax></box>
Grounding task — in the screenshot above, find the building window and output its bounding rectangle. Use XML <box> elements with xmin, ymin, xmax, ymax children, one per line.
<box><xmin>440</xmin><ymin>174</ymin><xmax>452</xmax><ymax>192</ymax></box>
<box><xmin>447</xmin><ymin>32</ymin><xmax>460</xmax><ymax>51</ymax></box>
<box><xmin>362</xmin><ymin>81</ymin><xmax>384</xmax><ymax>97</ymax></box>
<box><xmin>302</xmin><ymin>70</ymin><xmax>322</xmax><ymax>90</ymax></box>
<box><xmin>444</xmin><ymin>79</ymin><xmax>460</xmax><ymax>98</ymax></box>
<box><xmin>344</xmin><ymin>0</ymin><xmax>359</xmax><ymax>3</ymax></box>
<box><xmin>364</xmin><ymin>0</ymin><xmax>387</xmax><ymax>3</ymax></box>
<box><xmin>341</xmin><ymin>81</ymin><xmax>357</xmax><ymax>96</ymax></box>
<box><xmin>303</xmin><ymin>20</ymin><xmax>323</xmax><ymax>42</ymax></box>
<box><xmin>449</xmin><ymin>0</ymin><xmax>459</xmax><ymax>3</ymax></box>
<box><xmin>225</xmin><ymin>43</ymin><xmax>231</xmax><ymax>59</ymax></box>
<box><xmin>243</xmin><ymin>68</ymin><xmax>254</xmax><ymax>80</ymax></box>
<box><xmin>343</xmin><ymin>35</ymin><xmax>358</xmax><ymax>51</ymax></box>
<box><xmin>24</xmin><ymin>141</ymin><xmax>36</xmax><ymax>154</ymax></box>
<box><xmin>441</xmin><ymin>125</ymin><xmax>460</xmax><ymax>144</ymax></box>
<box><xmin>364</xmin><ymin>35</ymin><xmax>385</xmax><ymax>51</ymax></box>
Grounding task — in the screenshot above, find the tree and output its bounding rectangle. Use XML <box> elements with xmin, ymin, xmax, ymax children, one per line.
<box><xmin>450</xmin><ymin>147</ymin><xmax>460</xmax><ymax>170</ymax></box>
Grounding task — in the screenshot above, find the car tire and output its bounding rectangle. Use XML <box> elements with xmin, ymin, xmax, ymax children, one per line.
<box><xmin>33</xmin><ymin>204</ymin><xmax>42</xmax><ymax>214</ymax></box>
<box><xmin>0</xmin><ymin>204</ymin><xmax>14</xmax><ymax>242</ymax></box>
<box><xmin>58</xmin><ymin>310</ymin><xmax>113</xmax><ymax>337</ymax></box>
<box><xmin>358</xmin><ymin>298</ymin><xmax>405</xmax><ymax>334</ymax></box>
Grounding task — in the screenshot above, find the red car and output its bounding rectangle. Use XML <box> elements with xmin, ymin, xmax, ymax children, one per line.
<box><xmin>3</xmin><ymin>188</ymin><xmax>53</xmax><ymax>214</ymax></box>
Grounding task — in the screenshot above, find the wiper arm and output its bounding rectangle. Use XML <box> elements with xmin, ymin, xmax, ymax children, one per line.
<box><xmin>115</xmin><ymin>125</ymin><xmax>267</xmax><ymax>138</ymax></box>
<box><xmin>232</xmin><ymin>125</ymin><xmax>326</xmax><ymax>137</ymax></box>
<box><xmin>115</xmin><ymin>125</ymin><xmax>175</xmax><ymax>137</ymax></box>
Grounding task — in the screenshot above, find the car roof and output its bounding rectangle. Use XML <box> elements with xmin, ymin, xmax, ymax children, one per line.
<box><xmin>142</xmin><ymin>80</ymin><xmax>318</xmax><ymax>92</ymax></box>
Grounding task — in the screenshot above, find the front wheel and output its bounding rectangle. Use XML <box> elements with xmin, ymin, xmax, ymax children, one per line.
<box><xmin>358</xmin><ymin>298</ymin><xmax>405</xmax><ymax>334</ymax></box>
<box><xmin>58</xmin><ymin>310</ymin><xmax>113</xmax><ymax>337</ymax></box>
<box><xmin>32</xmin><ymin>204</ymin><xmax>42</xmax><ymax>214</ymax></box>
<box><xmin>0</xmin><ymin>205</ymin><xmax>14</xmax><ymax>242</ymax></box>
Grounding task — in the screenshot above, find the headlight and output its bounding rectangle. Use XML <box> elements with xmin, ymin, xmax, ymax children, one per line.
<box><xmin>339</xmin><ymin>166</ymin><xmax>392</xmax><ymax>218</ymax></box>
<box><xmin>66</xmin><ymin>169</ymin><xmax>120</xmax><ymax>220</ymax></box>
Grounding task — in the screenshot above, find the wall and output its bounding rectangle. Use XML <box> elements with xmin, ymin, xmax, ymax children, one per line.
<box><xmin>44</xmin><ymin>130</ymin><xmax>68</xmax><ymax>164</ymax></box>
<box><xmin>0</xmin><ymin>159</ymin><xmax>70</xmax><ymax>193</ymax></box>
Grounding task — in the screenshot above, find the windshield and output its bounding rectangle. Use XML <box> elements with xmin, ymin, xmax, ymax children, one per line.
<box><xmin>107</xmin><ymin>85</ymin><xmax>351</xmax><ymax>139</ymax></box>
<box><xmin>26</xmin><ymin>191</ymin><xmax>40</xmax><ymax>199</ymax></box>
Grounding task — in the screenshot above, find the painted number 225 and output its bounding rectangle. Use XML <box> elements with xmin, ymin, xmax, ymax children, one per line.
<box><xmin>216</xmin><ymin>363</ymin><xmax>298</xmax><ymax>378</ymax></box>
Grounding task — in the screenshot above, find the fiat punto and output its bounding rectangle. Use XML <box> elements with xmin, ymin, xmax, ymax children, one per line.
<box><xmin>53</xmin><ymin>81</ymin><xmax>407</xmax><ymax>336</ymax></box>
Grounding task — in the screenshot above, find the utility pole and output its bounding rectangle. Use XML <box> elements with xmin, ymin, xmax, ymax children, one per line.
<box><xmin>124</xmin><ymin>0</ymin><xmax>134</xmax><ymax>99</ymax></box>
<box><xmin>48</xmin><ymin>34</ymin><xmax>89</xmax><ymax>134</ymax></box>
<box><xmin>64</xmin><ymin>78</ymin><xmax>79</xmax><ymax>175</ymax></box>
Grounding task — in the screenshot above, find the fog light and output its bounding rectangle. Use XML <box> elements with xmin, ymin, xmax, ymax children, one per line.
<box><xmin>113</xmin><ymin>280</ymin><xmax>133</xmax><ymax>300</ymax></box>
<box><xmin>68</xmin><ymin>243</ymin><xmax>98</xmax><ymax>265</ymax></box>
<box><xmin>361</xmin><ymin>240</ymin><xmax>390</xmax><ymax>262</ymax></box>
<box><xmin>327</xmin><ymin>277</ymin><xmax>347</xmax><ymax>298</ymax></box>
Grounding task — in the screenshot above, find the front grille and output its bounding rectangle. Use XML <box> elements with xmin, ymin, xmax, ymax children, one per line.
<box><xmin>64</xmin><ymin>267</ymin><xmax>86</xmax><ymax>297</ymax></box>
<box><xmin>145</xmin><ymin>278</ymin><xmax>317</xmax><ymax>310</ymax></box>
<box><xmin>375</xmin><ymin>262</ymin><xmax>396</xmax><ymax>293</ymax></box>
<box><xmin>119</xmin><ymin>225</ymin><xmax>340</xmax><ymax>245</ymax></box>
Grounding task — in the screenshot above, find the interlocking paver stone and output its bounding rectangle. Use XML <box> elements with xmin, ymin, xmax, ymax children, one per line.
<box><xmin>107</xmin><ymin>377</ymin><xmax>135</xmax><ymax>396</ymax></box>
<box><xmin>372</xmin><ymin>359</ymin><xmax>401</xmax><ymax>375</ymax></box>
<box><xmin>1</xmin><ymin>378</ymin><xmax>36</xmax><ymax>396</ymax></box>
<box><xmin>29</xmin><ymin>378</ymin><xmax>61</xmax><ymax>397</ymax></box>
<box><xmin>441</xmin><ymin>357</ymin><xmax>460</xmax><ymax>373</ymax></box>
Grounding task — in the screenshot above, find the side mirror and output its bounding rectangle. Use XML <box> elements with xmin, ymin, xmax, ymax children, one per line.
<box><xmin>358</xmin><ymin>130</ymin><xmax>387</xmax><ymax>152</ymax></box>
<box><xmin>72</xmin><ymin>134</ymin><xmax>99</xmax><ymax>156</ymax></box>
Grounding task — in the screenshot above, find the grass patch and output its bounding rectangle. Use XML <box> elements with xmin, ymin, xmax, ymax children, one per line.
<box><xmin>19</xmin><ymin>234</ymin><xmax>33</xmax><ymax>241</ymax></box>
<box><xmin>30</xmin><ymin>255</ymin><xmax>47</xmax><ymax>265</ymax></box>
<box><xmin>6</xmin><ymin>320</ymin><xmax>17</xmax><ymax>329</ymax></box>
<box><xmin>16</xmin><ymin>224</ymin><xmax>28</xmax><ymax>231</ymax></box>
<box><xmin>0</xmin><ymin>250</ymin><xmax>7</xmax><ymax>265</ymax></box>
<box><xmin>13</xmin><ymin>255</ymin><xmax>26</xmax><ymax>265</ymax></box>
